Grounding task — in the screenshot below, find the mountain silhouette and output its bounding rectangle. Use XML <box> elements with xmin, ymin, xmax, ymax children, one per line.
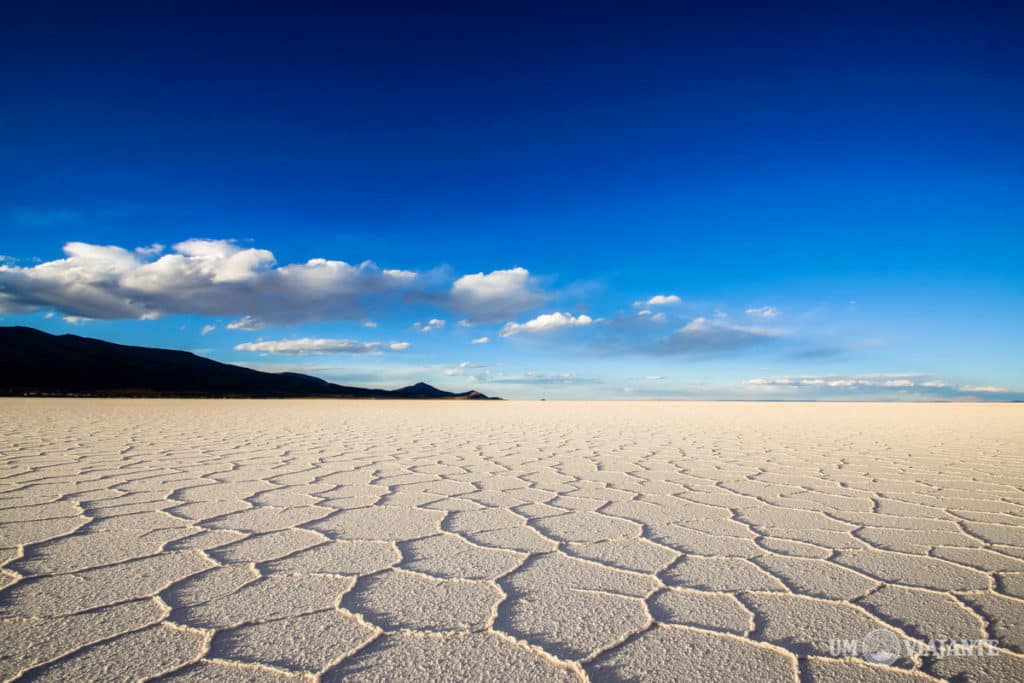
<box><xmin>0</xmin><ymin>326</ymin><xmax>499</xmax><ymax>399</ymax></box>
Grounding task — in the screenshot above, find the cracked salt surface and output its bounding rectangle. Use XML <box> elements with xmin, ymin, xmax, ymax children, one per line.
<box><xmin>0</xmin><ymin>399</ymin><xmax>1022</xmax><ymax>681</ymax></box>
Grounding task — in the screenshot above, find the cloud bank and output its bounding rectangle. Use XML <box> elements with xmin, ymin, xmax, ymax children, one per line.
<box><xmin>0</xmin><ymin>240</ymin><xmax>418</xmax><ymax>326</ymax></box>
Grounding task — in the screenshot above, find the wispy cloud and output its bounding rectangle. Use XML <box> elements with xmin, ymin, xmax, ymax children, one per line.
<box><xmin>745</xmin><ymin>306</ymin><xmax>778</xmax><ymax>319</ymax></box>
<box><xmin>234</xmin><ymin>337</ymin><xmax>410</xmax><ymax>355</ymax></box>
<box><xmin>748</xmin><ymin>375</ymin><xmax>916</xmax><ymax>388</ymax></box>
<box><xmin>471</xmin><ymin>336</ymin><xmax>490</xmax><ymax>344</ymax></box>
<box><xmin>485</xmin><ymin>372</ymin><xmax>597</xmax><ymax>385</ymax></box>
<box><xmin>959</xmin><ymin>385</ymin><xmax>1009</xmax><ymax>393</ymax></box>
<box><xmin>747</xmin><ymin>375</ymin><xmax>1013</xmax><ymax>396</ymax></box>
<box><xmin>227</xmin><ymin>315</ymin><xmax>266</xmax><ymax>331</ymax></box>
<box><xmin>442</xmin><ymin>361</ymin><xmax>487</xmax><ymax>376</ymax></box>
<box><xmin>653</xmin><ymin>317</ymin><xmax>781</xmax><ymax>355</ymax></box>
<box><xmin>637</xmin><ymin>310</ymin><xmax>666</xmax><ymax>322</ymax></box>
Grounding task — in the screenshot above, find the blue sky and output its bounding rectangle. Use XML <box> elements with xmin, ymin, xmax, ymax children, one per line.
<box><xmin>1</xmin><ymin>2</ymin><xmax>1022</xmax><ymax>399</ymax></box>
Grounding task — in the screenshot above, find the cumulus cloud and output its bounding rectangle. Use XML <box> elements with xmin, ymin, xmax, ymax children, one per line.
<box><xmin>653</xmin><ymin>317</ymin><xmax>780</xmax><ymax>354</ymax></box>
<box><xmin>745</xmin><ymin>306</ymin><xmax>778</xmax><ymax>319</ymax></box>
<box><xmin>413</xmin><ymin>318</ymin><xmax>446</xmax><ymax>332</ymax></box>
<box><xmin>471</xmin><ymin>336</ymin><xmax>490</xmax><ymax>344</ymax></box>
<box><xmin>0</xmin><ymin>239</ymin><xmax>418</xmax><ymax>326</ymax></box>
<box><xmin>634</xmin><ymin>294</ymin><xmax>681</xmax><ymax>307</ymax></box>
<box><xmin>200</xmin><ymin>324</ymin><xmax>216</xmax><ymax>336</ymax></box>
<box><xmin>449</xmin><ymin>267</ymin><xmax>546</xmax><ymax>322</ymax></box>
<box><xmin>500</xmin><ymin>312</ymin><xmax>594</xmax><ymax>337</ymax></box>
<box><xmin>234</xmin><ymin>337</ymin><xmax>410</xmax><ymax>355</ymax></box>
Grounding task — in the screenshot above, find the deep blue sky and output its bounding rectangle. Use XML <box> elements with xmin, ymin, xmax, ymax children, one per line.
<box><xmin>2</xmin><ymin>2</ymin><xmax>1022</xmax><ymax>399</ymax></box>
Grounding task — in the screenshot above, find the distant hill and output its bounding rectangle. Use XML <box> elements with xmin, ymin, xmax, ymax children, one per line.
<box><xmin>0</xmin><ymin>326</ymin><xmax>500</xmax><ymax>399</ymax></box>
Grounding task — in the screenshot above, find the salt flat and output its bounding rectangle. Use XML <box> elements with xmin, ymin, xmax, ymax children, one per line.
<box><xmin>1</xmin><ymin>399</ymin><xmax>1022</xmax><ymax>682</ymax></box>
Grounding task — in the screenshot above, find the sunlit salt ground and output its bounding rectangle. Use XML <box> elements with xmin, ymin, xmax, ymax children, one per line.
<box><xmin>1</xmin><ymin>400</ymin><xmax>1023</xmax><ymax>682</ymax></box>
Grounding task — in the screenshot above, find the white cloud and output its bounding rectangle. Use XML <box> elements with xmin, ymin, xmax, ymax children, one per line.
<box><xmin>637</xmin><ymin>309</ymin><xmax>667</xmax><ymax>322</ymax></box>
<box><xmin>471</xmin><ymin>336</ymin><xmax>490</xmax><ymax>344</ymax></box>
<box><xmin>62</xmin><ymin>315</ymin><xmax>88</xmax><ymax>325</ymax></box>
<box><xmin>959</xmin><ymin>385</ymin><xmax>1009</xmax><ymax>393</ymax></box>
<box><xmin>486</xmin><ymin>372</ymin><xmax>596</xmax><ymax>385</ymax></box>
<box><xmin>449</xmin><ymin>267</ymin><xmax>546</xmax><ymax>322</ymax></box>
<box><xmin>363</xmin><ymin>321</ymin><xmax>378</xmax><ymax>328</ymax></box>
<box><xmin>442</xmin><ymin>361</ymin><xmax>486</xmax><ymax>376</ymax></box>
<box><xmin>227</xmin><ymin>315</ymin><xmax>266</xmax><ymax>331</ymax></box>
<box><xmin>135</xmin><ymin>243</ymin><xmax>165</xmax><ymax>257</ymax></box>
<box><xmin>634</xmin><ymin>294</ymin><xmax>681</xmax><ymax>307</ymax></box>
<box><xmin>0</xmin><ymin>239</ymin><xmax>418</xmax><ymax>325</ymax></box>
<box><xmin>200</xmin><ymin>324</ymin><xmax>216</xmax><ymax>335</ymax></box>
<box><xmin>234</xmin><ymin>337</ymin><xmax>410</xmax><ymax>355</ymax></box>
<box><xmin>500</xmin><ymin>312</ymin><xmax>594</xmax><ymax>337</ymax></box>
<box><xmin>745</xmin><ymin>375</ymin><xmax>985</xmax><ymax>392</ymax></box>
<box><xmin>413</xmin><ymin>318</ymin><xmax>446</xmax><ymax>333</ymax></box>
<box><xmin>745</xmin><ymin>306</ymin><xmax>778</xmax><ymax>319</ymax></box>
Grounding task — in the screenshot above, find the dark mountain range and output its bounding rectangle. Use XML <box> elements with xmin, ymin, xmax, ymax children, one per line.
<box><xmin>0</xmin><ymin>326</ymin><xmax>499</xmax><ymax>399</ymax></box>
